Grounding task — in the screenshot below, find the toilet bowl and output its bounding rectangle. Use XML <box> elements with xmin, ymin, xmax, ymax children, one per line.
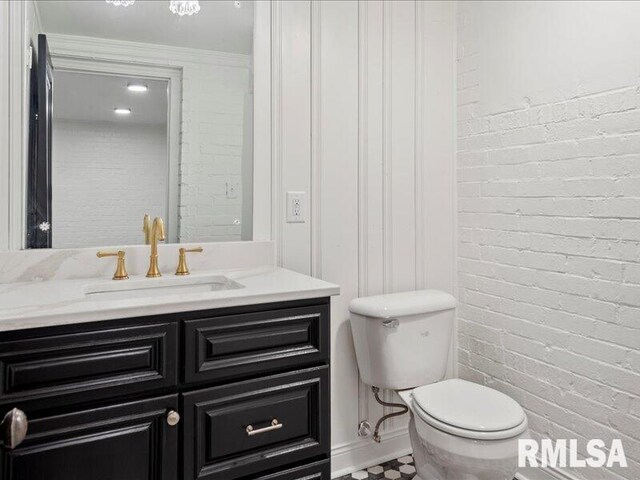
<box><xmin>349</xmin><ymin>290</ymin><xmax>529</xmax><ymax>480</ymax></box>
<box><xmin>398</xmin><ymin>380</ymin><xmax>529</xmax><ymax>480</ymax></box>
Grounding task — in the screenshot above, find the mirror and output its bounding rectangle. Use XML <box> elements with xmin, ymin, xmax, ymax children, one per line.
<box><xmin>26</xmin><ymin>0</ymin><xmax>255</xmax><ymax>248</ymax></box>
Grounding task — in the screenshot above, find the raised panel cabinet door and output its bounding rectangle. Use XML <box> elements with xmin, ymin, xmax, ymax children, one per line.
<box><xmin>183</xmin><ymin>304</ymin><xmax>329</xmax><ymax>385</ymax></box>
<box><xmin>182</xmin><ymin>366</ymin><xmax>330</xmax><ymax>480</ymax></box>
<box><xmin>0</xmin><ymin>394</ymin><xmax>179</xmax><ymax>480</ymax></box>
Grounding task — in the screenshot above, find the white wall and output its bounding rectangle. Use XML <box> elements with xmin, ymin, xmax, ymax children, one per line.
<box><xmin>457</xmin><ymin>2</ymin><xmax>640</xmax><ymax>480</ymax></box>
<box><xmin>0</xmin><ymin>1</ymin><xmax>10</xmax><ymax>251</ymax></box>
<box><xmin>52</xmin><ymin>120</ymin><xmax>167</xmax><ymax>248</ymax></box>
<box><xmin>273</xmin><ymin>1</ymin><xmax>456</xmax><ymax>475</ymax></box>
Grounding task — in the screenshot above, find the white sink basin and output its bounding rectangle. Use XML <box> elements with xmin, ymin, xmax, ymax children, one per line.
<box><xmin>84</xmin><ymin>275</ymin><xmax>244</xmax><ymax>301</ymax></box>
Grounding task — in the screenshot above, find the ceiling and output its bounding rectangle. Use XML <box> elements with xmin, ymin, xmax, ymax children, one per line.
<box><xmin>36</xmin><ymin>0</ymin><xmax>254</xmax><ymax>55</ymax></box>
<box><xmin>53</xmin><ymin>71</ymin><xmax>168</xmax><ymax>125</ymax></box>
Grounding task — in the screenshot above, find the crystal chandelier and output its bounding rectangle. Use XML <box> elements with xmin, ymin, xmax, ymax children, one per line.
<box><xmin>105</xmin><ymin>0</ymin><xmax>135</xmax><ymax>6</ymax></box>
<box><xmin>169</xmin><ymin>0</ymin><xmax>201</xmax><ymax>16</ymax></box>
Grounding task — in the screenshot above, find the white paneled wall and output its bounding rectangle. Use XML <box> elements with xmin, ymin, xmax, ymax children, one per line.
<box><xmin>457</xmin><ymin>2</ymin><xmax>640</xmax><ymax>480</ymax></box>
<box><xmin>0</xmin><ymin>1</ymin><xmax>9</xmax><ymax>251</ymax></box>
<box><xmin>272</xmin><ymin>1</ymin><xmax>456</xmax><ymax>475</ymax></box>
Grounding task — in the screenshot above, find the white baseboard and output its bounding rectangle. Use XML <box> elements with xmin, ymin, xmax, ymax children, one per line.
<box><xmin>330</xmin><ymin>427</ymin><xmax>412</xmax><ymax>478</ymax></box>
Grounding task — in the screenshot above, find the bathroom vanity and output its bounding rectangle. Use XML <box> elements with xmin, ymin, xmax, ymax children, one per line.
<box><xmin>1</xmin><ymin>1</ymin><xmax>337</xmax><ymax>478</ymax></box>
<box><xmin>0</xmin><ymin>261</ymin><xmax>338</xmax><ymax>480</ymax></box>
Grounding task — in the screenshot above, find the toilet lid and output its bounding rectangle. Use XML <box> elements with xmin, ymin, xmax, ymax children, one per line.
<box><xmin>412</xmin><ymin>379</ymin><xmax>525</xmax><ymax>433</ymax></box>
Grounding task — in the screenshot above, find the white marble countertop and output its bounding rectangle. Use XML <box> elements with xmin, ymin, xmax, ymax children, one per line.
<box><xmin>0</xmin><ymin>266</ymin><xmax>340</xmax><ymax>332</ymax></box>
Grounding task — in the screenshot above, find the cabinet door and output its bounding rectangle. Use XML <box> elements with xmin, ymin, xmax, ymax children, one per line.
<box><xmin>0</xmin><ymin>395</ymin><xmax>178</xmax><ymax>480</ymax></box>
<box><xmin>183</xmin><ymin>367</ymin><xmax>329</xmax><ymax>480</ymax></box>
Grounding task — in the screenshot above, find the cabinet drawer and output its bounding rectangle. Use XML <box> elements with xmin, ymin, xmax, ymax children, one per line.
<box><xmin>182</xmin><ymin>366</ymin><xmax>329</xmax><ymax>480</ymax></box>
<box><xmin>183</xmin><ymin>305</ymin><xmax>329</xmax><ymax>384</ymax></box>
<box><xmin>250</xmin><ymin>460</ymin><xmax>330</xmax><ymax>479</ymax></box>
<box><xmin>0</xmin><ymin>394</ymin><xmax>178</xmax><ymax>480</ymax></box>
<box><xmin>0</xmin><ymin>322</ymin><xmax>177</xmax><ymax>405</ymax></box>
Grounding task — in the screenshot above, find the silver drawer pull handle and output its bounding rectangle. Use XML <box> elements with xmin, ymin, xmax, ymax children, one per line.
<box><xmin>246</xmin><ymin>419</ymin><xmax>283</xmax><ymax>436</ymax></box>
<box><xmin>382</xmin><ymin>319</ymin><xmax>399</xmax><ymax>328</ymax></box>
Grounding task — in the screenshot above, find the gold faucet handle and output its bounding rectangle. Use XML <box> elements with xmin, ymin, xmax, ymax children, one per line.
<box><xmin>97</xmin><ymin>250</ymin><xmax>129</xmax><ymax>280</ymax></box>
<box><xmin>175</xmin><ymin>247</ymin><xmax>203</xmax><ymax>276</ymax></box>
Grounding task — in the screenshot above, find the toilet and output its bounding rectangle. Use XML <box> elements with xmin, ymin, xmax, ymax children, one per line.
<box><xmin>349</xmin><ymin>290</ymin><xmax>529</xmax><ymax>480</ymax></box>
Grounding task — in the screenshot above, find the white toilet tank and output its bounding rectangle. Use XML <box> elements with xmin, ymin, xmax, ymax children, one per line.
<box><xmin>349</xmin><ymin>290</ymin><xmax>456</xmax><ymax>390</ymax></box>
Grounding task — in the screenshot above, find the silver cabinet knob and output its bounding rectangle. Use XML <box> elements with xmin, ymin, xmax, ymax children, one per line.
<box><xmin>2</xmin><ymin>408</ymin><xmax>28</xmax><ymax>449</ymax></box>
<box><xmin>166</xmin><ymin>410</ymin><xmax>180</xmax><ymax>426</ymax></box>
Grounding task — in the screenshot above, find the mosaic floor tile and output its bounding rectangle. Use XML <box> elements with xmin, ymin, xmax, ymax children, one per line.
<box><xmin>336</xmin><ymin>455</ymin><xmax>416</xmax><ymax>480</ymax></box>
<box><xmin>336</xmin><ymin>454</ymin><xmax>518</xmax><ymax>480</ymax></box>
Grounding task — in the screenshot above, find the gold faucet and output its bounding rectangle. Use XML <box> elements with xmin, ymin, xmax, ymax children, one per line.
<box><xmin>143</xmin><ymin>214</ymin><xmax>151</xmax><ymax>245</ymax></box>
<box><xmin>146</xmin><ymin>217</ymin><xmax>165</xmax><ymax>278</ymax></box>
<box><xmin>97</xmin><ymin>250</ymin><xmax>129</xmax><ymax>280</ymax></box>
<box><xmin>175</xmin><ymin>247</ymin><xmax>203</xmax><ymax>275</ymax></box>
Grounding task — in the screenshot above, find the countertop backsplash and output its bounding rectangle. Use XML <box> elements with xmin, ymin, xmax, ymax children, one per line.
<box><xmin>0</xmin><ymin>241</ymin><xmax>274</xmax><ymax>284</ymax></box>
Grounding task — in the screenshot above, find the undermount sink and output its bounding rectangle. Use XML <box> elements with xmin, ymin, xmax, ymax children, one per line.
<box><xmin>84</xmin><ymin>274</ymin><xmax>244</xmax><ymax>301</ymax></box>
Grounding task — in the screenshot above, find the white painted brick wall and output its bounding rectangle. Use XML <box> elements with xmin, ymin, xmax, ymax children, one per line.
<box><xmin>457</xmin><ymin>3</ymin><xmax>640</xmax><ymax>479</ymax></box>
<box><xmin>179</xmin><ymin>64</ymin><xmax>250</xmax><ymax>242</ymax></box>
<box><xmin>52</xmin><ymin>120</ymin><xmax>167</xmax><ymax>248</ymax></box>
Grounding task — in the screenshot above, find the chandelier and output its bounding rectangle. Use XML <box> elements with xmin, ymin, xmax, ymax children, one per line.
<box><xmin>106</xmin><ymin>0</ymin><xmax>202</xmax><ymax>17</ymax></box>
<box><xmin>106</xmin><ymin>0</ymin><xmax>135</xmax><ymax>6</ymax></box>
<box><xmin>169</xmin><ymin>1</ymin><xmax>201</xmax><ymax>16</ymax></box>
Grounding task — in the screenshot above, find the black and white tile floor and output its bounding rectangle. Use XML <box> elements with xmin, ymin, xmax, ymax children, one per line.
<box><xmin>336</xmin><ymin>455</ymin><xmax>417</xmax><ymax>480</ymax></box>
<box><xmin>336</xmin><ymin>455</ymin><xmax>518</xmax><ymax>480</ymax></box>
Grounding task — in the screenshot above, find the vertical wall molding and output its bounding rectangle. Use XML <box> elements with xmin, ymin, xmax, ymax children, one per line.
<box><xmin>382</xmin><ymin>0</ymin><xmax>393</xmax><ymax>297</ymax></box>
<box><xmin>7</xmin><ymin>1</ymin><xmax>26</xmax><ymax>250</ymax></box>
<box><xmin>414</xmin><ymin>0</ymin><xmax>426</xmax><ymax>291</ymax></box>
<box><xmin>310</xmin><ymin>1</ymin><xmax>322</xmax><ymax>278</ymax></box>
<box><xmin>356</xmin><ymin>0</ymin><xmax>370</xmax><ymax>427</ymax></box>
<box><xmin>271</xmin><ymin>0</ymin><xmax>283</xmax><ymax>266</ymax></box>
<box><xmin>0</xmin><ymin>1</ymin><xmax>10</xmax><ymax>251</ymax></box>
<box><xmin>381</xmin><ymin>0</ymin><xmax>395</xmax><ymax>423</ymax></box>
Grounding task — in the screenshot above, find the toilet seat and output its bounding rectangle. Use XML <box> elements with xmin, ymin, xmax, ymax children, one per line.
<box><xmin>411</xmin><ymin>379</ymin><xmax>528</xmax><ymax>440</ymax></box>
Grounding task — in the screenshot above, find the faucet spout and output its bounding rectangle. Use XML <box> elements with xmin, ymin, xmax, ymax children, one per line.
<box><xmin>146</xmin><ymin>217</ymin><xmax>165</xmax><ymax>277</ymax></box>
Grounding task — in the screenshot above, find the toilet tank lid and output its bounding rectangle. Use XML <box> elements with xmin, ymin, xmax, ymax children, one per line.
<box><xmin>349</xmin><ymin>290</ymin><xmax>456</xmax><ymax>318</ymax></box>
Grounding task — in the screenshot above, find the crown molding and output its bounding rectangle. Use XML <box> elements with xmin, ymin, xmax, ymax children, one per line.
<box><xmin>46</xmin><ymin>33</ymin><xmax>251</xmax><ymax>69</ymax></box>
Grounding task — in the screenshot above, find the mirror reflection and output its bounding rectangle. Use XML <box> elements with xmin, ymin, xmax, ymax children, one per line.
<box><xmin>27</xmin><ymin>0</ymin><xmax>255</xmax><ymax>249</ymax></box>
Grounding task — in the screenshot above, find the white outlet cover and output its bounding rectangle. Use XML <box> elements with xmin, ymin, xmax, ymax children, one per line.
<box><xmin>286</xmin><ymin>191</ymin><xmax>306</xmax><ymax>223</ymax></box>
<box><xmin>226</xmin><ymin>182</ymin><xmax>239</xmax><ymax>199</ymax></box>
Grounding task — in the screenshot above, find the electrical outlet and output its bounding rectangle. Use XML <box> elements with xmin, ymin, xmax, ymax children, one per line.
<box><xmin>226</xmin><ymin>182</ymin><xmax>239</xmax><ymax>199</ymax></box>
<box><xmin>286</xmin><ymin>191</ymin><xmax>306</xmax><ymax>223</ymax></box>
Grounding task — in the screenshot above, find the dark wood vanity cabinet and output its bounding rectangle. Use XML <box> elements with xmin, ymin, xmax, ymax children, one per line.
<box><xmin>0</xmin><ymin>298</ymin><xmax>331</xmax><ymax>480</ymax></box>
<box><xmin>1</xmin><ymin>395</ymin><xmax>179</xmax><ymax>480</ymax></box>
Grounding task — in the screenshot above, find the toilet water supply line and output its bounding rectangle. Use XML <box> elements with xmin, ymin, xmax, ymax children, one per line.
<box><xmin>370</xmin><ymin>386</ymin><xmax>409</xmax><ymax>443</ymax></box>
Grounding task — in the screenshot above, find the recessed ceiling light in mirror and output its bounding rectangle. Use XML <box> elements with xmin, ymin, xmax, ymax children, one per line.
<box><xmin>127</xmin><ymin>84</ymin><xmax>148</xmax><ymax>93</ymax></box>
<box><xmin>114</xmin><ymin>108</ymin><xmax>132</xmax><ymax>115</ymax></box>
